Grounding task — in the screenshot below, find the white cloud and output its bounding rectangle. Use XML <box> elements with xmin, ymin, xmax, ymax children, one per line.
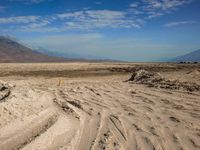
<box><xmin>85</xmin><ymin>10</ymin><xmax>125</xmax><ymax>19</ymax></box>
<box><xmin>9</xmin><ymin>0</ymin><xmax>47</xmax><ymax>4</ymax></box>
<box><xmin>164</xmin><ymin>21</ymin><xmax>197</xmax><ymax>27</ymax></box>
<box><xmin>130</xmin><ymin>3</ymin><xmax>139</xmax><ymax>8</ymax></box>
<box><xmin>18</xmin><ymin>27</ymin><xmax>64</xmax><ymax>32</ymax></box>
<box><xmin>5</xmin><ymin>9</ymin><xmax>144</xmax><ymax>32</ymax></box>
<box><xmin>21</xmin><ymin>20</ymin><xmax>50</xmax><ymax>28</ymax></box>
<box><xmin>0</xmin><ymin>0</ymin><xmax>195</xmax><ymax>33</ymax></box>
<box><xmin>56</xmin><ymin>10</ymin><xmax>144</xmax><ymax>30</ymax></box>
<box><xmin>0</xmin><ymin>16</ymin><xmax>39</xmax><ymax>24</ymax></box>
<box><xmin>57</xmin><ymin>11</ymin><xmax>84</xmax><ymax>19</ymax></box>
<box><xmin>147</xmin><ymin>12</ymin><xmax>163</xmax><ymax>19</ymax></box>
<box><xmin>130</xmin><ymin>0</ymin><xmax>193</xmax><ymax>19</ymax></box>
<box><xmin>142</xmin><ymin>0</ymin><xmax>191</xmax><ymax>11</ymax></box>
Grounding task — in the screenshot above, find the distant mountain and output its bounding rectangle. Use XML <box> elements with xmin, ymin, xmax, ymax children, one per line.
<box><xmin>35</xmin><ymin>46</ymin><xmax>125</xmax><ymax>62</ymax></box>
<box><xmin>36</xmin><ymin>47</ymin><xmax>82</xmax><ymax>59</ymax></box>
<box><xmin>0</xmin><ymin>36</ymin><xmax>67</xmax><ymax>63</ymax></box>
<box><xmin>172</xmin><ymin>49</ymin><xmax>200</xmax><ymax>62</ymax></box>
<box><xmin>0</xmin><ymin>36</ymin><xmax>122</xmax><ymax>63</ymax></box>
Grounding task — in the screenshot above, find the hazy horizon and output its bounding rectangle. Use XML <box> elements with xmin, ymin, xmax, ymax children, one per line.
<box><xmin>0</xmin><ymin>0</ymin><xmax>200</xmax><ymax>61</ymax></box>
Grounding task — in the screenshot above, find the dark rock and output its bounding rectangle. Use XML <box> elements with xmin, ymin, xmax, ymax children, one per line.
<box><xmin>0</xmin><ymin>82</ymin><xmax>11</xmax><ymax>101</ymax></box>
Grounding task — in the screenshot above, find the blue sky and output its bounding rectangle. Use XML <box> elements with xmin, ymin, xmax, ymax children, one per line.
<box><xmin>0</xmin><ymin>0</ymin><xmax>200</xmax><ymax>61</ymax></box>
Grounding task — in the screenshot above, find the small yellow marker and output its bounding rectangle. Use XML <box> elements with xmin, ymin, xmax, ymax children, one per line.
<box><xmin>58</xmin><ymin>79</ymin><xmax>63</xmax><ymax>86</ymax></box>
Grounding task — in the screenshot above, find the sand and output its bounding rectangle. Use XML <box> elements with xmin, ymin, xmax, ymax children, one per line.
<box><xmin>0</xmin><ymin>63</ymin><xmax>200</xmax><ymax>150</ymax></box>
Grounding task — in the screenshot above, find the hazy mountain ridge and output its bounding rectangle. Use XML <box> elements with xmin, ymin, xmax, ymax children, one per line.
<box><xmin>0</xmin><ymin>36</ymin><xmax>67</xmax><ymax>63</ymax></box>
<box><xmin>1</xmin><ymin>36</ymin><xmax>199</xmax><ymax>63</ymax></box>
<box><xmin>172</xmin><ymin>49</ymin><xmax>200</xmax><ymax>62</ymax></box>
<box><xmin>0</xmin><ymin>37</ymin><xmax>122</xmax><ymax>63</ymax></box>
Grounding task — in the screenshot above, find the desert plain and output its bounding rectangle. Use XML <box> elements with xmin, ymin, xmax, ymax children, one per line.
<box><xmin>0</xmin><ymin>62</ymin><xmax>200</xmax><ymax>150</ymax></box>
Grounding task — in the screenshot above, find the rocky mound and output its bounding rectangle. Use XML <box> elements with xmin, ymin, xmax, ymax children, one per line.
<box><xmin>128</xmin><ymin>70</ymin><xmax>164</xmax><ymax>84</ymax></box>
<box><xmin>127</xmin><ymin>70</ymin><xmax>200</xmax><ymax>92</ymax></box>
<box><xmin>0</xmin><ymin>81</ymin><xmax>12</xmax><ymax>101</ymax></box>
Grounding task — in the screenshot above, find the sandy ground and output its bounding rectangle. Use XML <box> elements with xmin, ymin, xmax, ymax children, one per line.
<box><xmin>0</xmin><ymin>63</ymin><xmax>200</xmax><ymax>150</ymax></box>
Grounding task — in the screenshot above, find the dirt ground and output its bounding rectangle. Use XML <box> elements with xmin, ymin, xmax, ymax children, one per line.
<box><xmin>0</xmin><ymin>63</ymin><xmax>200</xmax><ymax>150</ymax></box>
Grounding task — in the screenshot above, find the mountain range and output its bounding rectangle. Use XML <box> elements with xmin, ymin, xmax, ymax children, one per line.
<box><xmin>172</xmin><ymin>49</ymin><xmax>200</xmax><ymax>62</ymax></box>
<box><xmin>0</xmin><ymin>36</ymin><xmax>199</xmax><ymax>63</ymax></box>
<box><xmin>0</xmin><ymin>36</ymin><xmax>66</xmax><ymax>63</ymax></box>
<box><xmin>0</xmin><ymin>36</ymin><xmax>122</xmax><ymax>63</ymax></box>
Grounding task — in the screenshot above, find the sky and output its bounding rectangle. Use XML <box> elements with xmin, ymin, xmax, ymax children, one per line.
<box><xmin>0</xmin><ymin>0</ymin><xmax>200</xmax><ymax>61</ymax></box>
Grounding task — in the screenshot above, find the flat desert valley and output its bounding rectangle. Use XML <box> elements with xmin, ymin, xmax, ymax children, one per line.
<box><xmin>0</xmin><ymin>62</ymin><xmax>200</xmax><ymax>150</ymax></box>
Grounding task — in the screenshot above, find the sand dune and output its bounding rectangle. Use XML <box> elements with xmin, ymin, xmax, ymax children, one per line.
<box><xmin>0</xmin><ymin>63</ymin><xmax>200</xmax><ymax>150</ymax></box>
